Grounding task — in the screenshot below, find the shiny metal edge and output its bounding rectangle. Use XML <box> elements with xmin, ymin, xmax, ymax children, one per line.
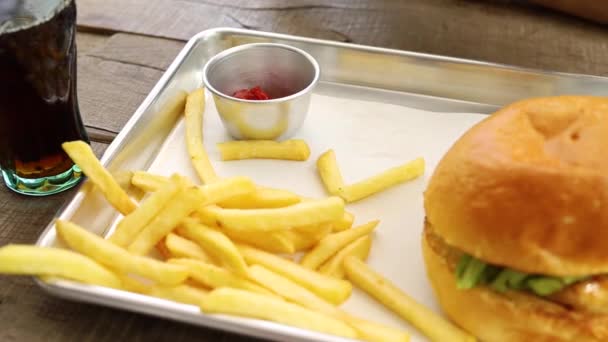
<box><xmin>213</xmin><ymin>27</ymin><xmax>607</xmax><ymax>80</ymax></box>
<box><xmin>213</xmin><ymin>28</ymin><xmax>608</xmax><ymax>106</ymax></box>
<box><xmin>34</xmin><ymin>27</ymin><xmax>608</xmax><ymax>341</ymax></box>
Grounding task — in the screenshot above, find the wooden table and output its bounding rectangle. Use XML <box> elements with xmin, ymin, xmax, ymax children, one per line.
<box><xmin>0</xmin><ymin>1</ymin><xmax>606</xmax><ymax>341</ymax></box>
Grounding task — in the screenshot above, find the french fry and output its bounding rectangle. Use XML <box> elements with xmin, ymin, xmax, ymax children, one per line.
<box><xmin>0</xmin><ymin>244</ymin><xmax>121</xmax><ymax>289</ymax></box>
<box><xmin>287</xmin><ymin>233</ymin><xmax>318</xmax><ymax>252</ymax></box>
<box><xmin>223</xmin><ymin>229</ymin><xmax>296</xmax><ymax>254</ymax></box>
<box><xmin>316</xmin><ymin>149</ymin><xmax>345</xmax><ymax>195</ymax></box>
<box><xmin>113</xmin><ymin>170</ymin><xmax>134</xmax><ymax>192</ymax></box>
<box><xmin>218</xmin><ymin>186</ymin><xmax>301</xmax><ymax>209</ymax></box>
<box><xmin>147</xmin><ymin>284</ymin><xmax>208</xmax><ymax>307</ymax></box>
<box><xmin>199</xmin><ymin>177</ymin><xmax>258</xmax><ymax>205</ymax></box>
<box><xmin>247</xmin><ymin>265</ymin><xmax>409</xmax><ymax>342</ymax></box>
<box><xmin>132</xmin><ymin>172</ymin><xmax>257</xmax><ymax>206</ymax></box>
<box><xmin>247</xmin><ymin>264</ymin><xmax>335</xmax><ymax>310</ymax></box>
<box><xmin>56</xmin><ymin>220</ymin><xmax>189</xmax><ymax>286</ymax></box>
<box><xmin>165</xmin><ymin>233</ymin><xmax>212</xmax><ymax>262</ymax></box>
<box><xmin>131</xmin><ymin>171</ymin><xmax>298</xmax><ymax>209</ymax></box>
<box><xmin>201</xmin><ymin>288</ymin><xmax>357</xmax><ymax>338</ymax></box>
<box><xmin>176</xmin><ymin>218</ymin><xmax>248</xmax><ymax>277</ymax></box>
<box><xmin>131</xmin><ymin>171</ymin><xmax>171</xmax><ymax>192</ymax></box>
<box><xmin>217</xmin><ymin>139</ymin><xmax>310</xmax><ymax>161</ymax></box>
<box><xmin>319</xmin><ymin>235</ymin><xmax>372</xmax><ymax>278</ymax></box>
<box><xmin>185</xmin><ymin>88</ymin><xmax>218</xmax><ymax>184</ymax></box>
<box><xmin>300</xmin><ymin>220</ymin><xmax>379</xmax><ymax>270</ymax></box>
<box><xmin>286</xmin><ymin>223</ymin><xmax>333</xmax><ymax>252</ymax></box>
<box><xmin>117</xmin><ymin>275</ymin><xmax>151</xmax><ymax>293</ymax></box>
<box><xmin>333</xmin><ymin>211</ymin><xmax>354</xmax><ymax>232</ymax></box>
<box><xmin>127</xmin><ymin>187</ymin><xmax>204</xmax><ymax>255</ymax></box>
<box><xmin>337</xmin><ymin>157</ymin><xmax>425</xmax><ymax>203</ymax></box>
<box><xmin>194</xmin><ymin>205</ymin><xmax>219</xmax><ymax>226</ymax></box>
<box><xmin>161</xmin><ymin>174</ymin><xmax>259</xmax><ymax>205</ymax></box>
<box><xmin>343</xmin><ymin>256</ymin><xmax>475</xmax><ymax>342</ymax></box>
<box><xmin>109</xmin><ymin>175</ymin><xmax>181</xmax><ymax>247</ymax></box>
<box><xmin>238</xmin><ymin>244</ymin><xmax>352</xmax><ymax>305</ymax></box>
<box><xmin>292</xmin><ymin>222</ymin><xmax>333</xmax><ymax>234</ymax></box>
<box><xmin>168</xmin><ymin>258</ymin><xmax>269</xmax><ymax>295</ymax></box>
<box><xmin>62</xmin><ymin>141</ymin><xmax>137</xmax><ymax>215</ymax></box>
<box><xmin>210</xmin><ymin>196</ymin><xmax>345</xmax><ymax>233</ymax></box>
<box><xmin>155</xmin><ymin>238</ymin><xmax>172</xmax><ymax>260</ymax></box>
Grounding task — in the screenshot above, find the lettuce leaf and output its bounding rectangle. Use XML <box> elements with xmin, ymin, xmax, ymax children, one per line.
<box><xmin>455</xmin><ymin>254</ymin><xmax>587</xmax><ymax>296</ymax></box>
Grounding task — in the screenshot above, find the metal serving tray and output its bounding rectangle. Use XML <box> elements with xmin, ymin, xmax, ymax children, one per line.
<box><xmin>35</xmin><ymin>28</ymin><xmax>608</xmax><ymax>342</ymax></box>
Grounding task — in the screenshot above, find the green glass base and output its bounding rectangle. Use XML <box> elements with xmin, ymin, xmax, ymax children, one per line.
<box><xmin>2</xmin><ymin>165</ymin><xmax>83</xmax><ymax>196</ymax></box>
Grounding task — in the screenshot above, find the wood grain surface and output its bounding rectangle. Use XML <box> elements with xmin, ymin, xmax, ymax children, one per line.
<box><xmin>88</xmin><ymin>33</ymin><xmax>185</xmax><ymax>71</ymax></box>
<box><xmin>78</xmin><ymin>56</ymin><xmax>164</xmax><ymax>136</ymax></box>
<box><xmin>77</xmin><ymin>0</ymin><xmax>608</xmax><ymax>75</ymax></box>
<box><xmin>1</xmin><ymin>1</ymin><xmax>607</xmax><ymax>341</ymax></box>
<box><xmin>75</xmin><ymin>33</ymin><xmax>184</xmax><ymax>143</ymax></box>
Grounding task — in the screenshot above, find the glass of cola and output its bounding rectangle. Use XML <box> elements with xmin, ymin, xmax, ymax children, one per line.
<box><xmin>0</xmin><ymin>0</ymin><xmax>89</xmax><ymax>196</ymax></box>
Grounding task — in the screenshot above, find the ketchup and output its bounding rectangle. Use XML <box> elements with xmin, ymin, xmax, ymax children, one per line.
<box><xmin>232</xmin><ymin>86</ymin><xmax>271</xmax><ymax>100</ymax></box>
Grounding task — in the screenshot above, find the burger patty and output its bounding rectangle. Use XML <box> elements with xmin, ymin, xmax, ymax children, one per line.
<box><xmin>424</xmin><ymin>219</ymin><xmax>608</xmax><ymax>315</ymax></box>
<box><xmin>550</xmin><ymin>276</ymin><xmax>608</xmax><ymax>314</ymax></box>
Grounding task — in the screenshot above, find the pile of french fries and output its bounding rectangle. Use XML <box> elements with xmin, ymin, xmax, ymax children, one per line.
<box><xmin>0</xmin><ymin>88</ymin><xmax>474</xmax><ymax>342</ymax></box>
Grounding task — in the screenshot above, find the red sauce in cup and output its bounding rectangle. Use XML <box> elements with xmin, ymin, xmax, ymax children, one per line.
<box><xmin>232</xmin><ymin>86</ymin><xmax>271</xmax><ymax>100</ymax></box>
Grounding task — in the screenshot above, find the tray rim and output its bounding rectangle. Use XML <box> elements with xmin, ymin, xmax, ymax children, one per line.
<box><xmin>33</xmin><ymin>27</ymin><xmax>608</xmax><ymax>342</ymax></box>
<box><xmin>206</xmin><ymin>27</ymin><xmax>608</xmax><ymax>80</ymax></box>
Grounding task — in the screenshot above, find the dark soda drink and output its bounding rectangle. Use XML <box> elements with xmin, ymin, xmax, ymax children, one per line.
<box><xmin>0</xmin><ymin>0</ymin><xmax>89</xmax><ymax>195</ymax></box>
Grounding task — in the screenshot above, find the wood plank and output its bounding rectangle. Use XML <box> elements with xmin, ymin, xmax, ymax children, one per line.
<box><xmin>76</xmin><ymin>32</ymin><xmax>183</xmax><ymax>142</ymax></box>
<box><xmin>77</xmin><ymin>0</ymin><xmax>608</xmax><ymax>76</ymax></box>
<box><xmin>0</xmin><ymin>275</ymin><xmax>241</xmax><ymax>342</ymax></box>
<box><xmin>76</xmin><ymin>31</ymin><xmax>110</xmax><ymax>56</ymax></box>
<box><xmin>77</xmin><ymin>55</ymin><xmax>164</xmax><ymax>141</ymax></box>
<box><xmin>77</xmin><ymin>0</ymin><xmax>233</xmax><ymax>41</ymax></box>
<box><xmin>88</xmin><ymin>33</ymin><xmax>185</xmax><ymax>71</ymax></box>
<box><xmin>530</xmin><ymin>0</ymin><xmax>608</xmax><ymax>24</ymax></box>
<box><xmin>175</xmin><ymin>0</ymin><xmax>530</xmax><ymax>11</ymax></box>
<box><xmin>180</xmin><ymin>0</ymin><xmax>391</xmax><ymax>9</ymax></box>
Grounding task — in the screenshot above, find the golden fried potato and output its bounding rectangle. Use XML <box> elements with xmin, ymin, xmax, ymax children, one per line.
<box><xmin>127</xmin><ymin>187</ymin><xmax>203</xmax><ymax>255</ymax></box>
<box><xmin>217</xmin><ymin>139</ymin><xmax>310</xmax><ymax>161</ymax></box>
<box><xmin>344</xmin><ymin>256</ymin><xmax>474</xmax><ymax>342</ymax></box>
<box><xmin>338</xmin><ymin>157</ymin><xmax>425</xmax><ymax>203</ymax></box>
<box><xmin>0</xmin><ymin>244</ymin><xmax>121</xmax><ymax>289</ymax></box>
<box><xmin>238</xmin><ymin>244</ymin><xmax>352</xmax><ymax>305</ymax></box>
<box><xmin>319</xmin><ymin>235</ymin><xmax>372</xmax><ymax>278</ymax></box>
<box><xmin>56</xmin><ymin>220</ymin><xmax>188</xmax><ymax>286</ymax></box>
<box><xmin>316</xmin><ymin>149</ymin><xmax>345</xmax><ymax>195</ymax></box>
<box><xmin>168</xmin><ymin>258</ymin><xmax>269</xmax><ymax>295</ymax></box>
<box><xmin>185</xmin><ymin>88</ymin><xmax>217</xmax><ymax>184</ymax></box>
<box><xmin>300</xmin><ymin>220</ymin><xmax>378</xmax><ymax>270</ymax></box>
<box><xmin>177</xmin><ymin>218</ymin><xmax>248</xmax><ymax>277</ymax></box>
<box><xmin>110</xmin><ymin>175</ymin><xmax>181</xmax><ymax>247</ymax></box>
<box><xmin>201</xmin><ymin>288</ymin><xmax>357</xmax><ymax>338</ymax></box>
<box><xmin>209</xmin><ymin>197</ymin><xmax>344</xmax><ymax>233</ymax></box>
<box><xmin>62</xmin><ymin>141</ymin><xmax>137</xmax><ymax>215</ymax></box>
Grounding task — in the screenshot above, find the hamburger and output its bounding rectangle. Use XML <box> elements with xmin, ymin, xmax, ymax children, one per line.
<box><xmin>422</xmin><ymin>96</ymin><xmax>608</xmax><ymax>341</ymax></box>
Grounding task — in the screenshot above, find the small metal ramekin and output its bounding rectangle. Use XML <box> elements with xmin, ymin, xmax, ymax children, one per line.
<box><xmin>203</xmin><ymin>43</ymin><xmax>320</xmax><ymax>140</ymax></box>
